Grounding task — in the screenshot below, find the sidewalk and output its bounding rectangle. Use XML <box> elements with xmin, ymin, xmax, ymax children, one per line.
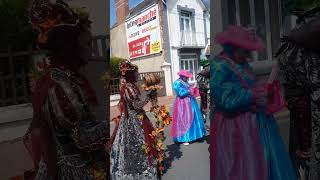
<box><xmin>110</xmin><ymin>96</ymin><xmax>175</xmax><ymax>119</ymax></box>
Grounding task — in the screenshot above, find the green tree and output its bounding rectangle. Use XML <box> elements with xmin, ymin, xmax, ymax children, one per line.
<box><xmin>0</xmin><ymin>1</ymin><xmax>91</xmax><ymax>52</ymax></box>
<box><xmin>100</xmin><ymin>56</ymin><xmax>125</xmax><ymax>92</ymax></box>
<box><xmin>0</xmin><ymin>0</ymin><xmax>35</xmax><ymax>51</ymax></box>
<box><xmin>110</xmin><ymin>57</ymin><xmax>126</xmax><ymax>78</ymax></box>
<box><xmin>283</xmin><ymin>0</ymin><xmax>320</xmax><ymax>16</ymax></box>
<box><xmin>72</xmin><ymin>7</ymin><xmax>92</xmax><ymax>27</ymax></box>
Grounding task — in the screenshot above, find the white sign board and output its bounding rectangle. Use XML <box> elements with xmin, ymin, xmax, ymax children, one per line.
<box><xmin>126</xmin><ymin>4</ymin><xmax>162</xmax><ymax>59</ymax></box>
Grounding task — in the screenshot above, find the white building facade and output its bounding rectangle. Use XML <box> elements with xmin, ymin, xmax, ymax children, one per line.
<box><xmin>118</xmin><ymin>0</ymin><xmax>210</xmax><ymax>97</ymax></box>
<box><xmin>211</xmin><ymin>0</ymin><xmax>297</xmax><ymax>74</ymax></box>
<box><xmin>166</xmin><ymin>0</ymin><xmax>210</xmax><ymax>84</ymax></box>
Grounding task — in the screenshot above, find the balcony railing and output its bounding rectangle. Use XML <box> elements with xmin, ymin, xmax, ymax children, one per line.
<box><xmin>180</xmin><ymin>31</ymin><xmax>206</xmax><ymax>47</ymax></box>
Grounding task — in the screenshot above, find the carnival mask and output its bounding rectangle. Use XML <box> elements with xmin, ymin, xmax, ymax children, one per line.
<box><xmin>119</xmin><ymin>61</ymin><xmax>139</xmax><ymax>76</ymax></box>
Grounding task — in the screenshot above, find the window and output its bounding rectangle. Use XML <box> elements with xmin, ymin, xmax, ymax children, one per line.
<box><xmin>180</xmin><ymin>54</ymin><xmax>198</xmax><ymax>82</ymax></box>
<box><xmin>225</xmin><ymin>0</ymin><xmax>282</xmax><ymax>61</ymax></box>
<box><xmin>227</xmin><ymin>0</ymin><xmax>237</xmax><ymax>25</ymax></box>
<box><xmin>180</xmin><ymin>11</ymin><xmax>191</xmax><ymax>32</ymax></box>
<box><xmin>239</xmin><ymin>0</ymin><xmax>251</xmax><ymax>27</ymax></box>
<box><xmin>180</xmin><ymin>11</ymin><xmax>194</xmax><ymax>46</ymax></box>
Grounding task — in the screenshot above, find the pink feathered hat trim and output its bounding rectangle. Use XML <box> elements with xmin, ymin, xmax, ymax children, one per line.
<box><xmin>215</xmin><ymin>26</ymin><xmax>265</xmax><ymax>51</ymax></box>
<box><xmin>178</xmin><ymin>70</ymin><xmax>193</xmax><ymax>78</ymax></box>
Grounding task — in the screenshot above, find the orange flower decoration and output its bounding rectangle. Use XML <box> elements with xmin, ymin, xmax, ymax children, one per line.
<box><xmin>156</xmin><ymin>141</ymin><xmax>165</xmax><ymax>151</ymax></box>
<box><xmin>88</xmin><ymin>166</ymin><xmax>106</xmax><ymax>180</ymax></box>
<box><xmin>137</xmin><ymin>114</ymin><xmax>144</xmax><ymax>121</ymax></box>
<box><xmin>163</xmin><ymin>117</ymin><xmax>171</xmax><ymax>126</ymax></box>
<box><xmin>159</xmin><ymin>166</ymin><xmax>165</xmax><ymax>173</ymax></box>
<box><xmin>142</xmin><ymin>143</ymin><xmax>151</xmax><ymax>154</ymax></box>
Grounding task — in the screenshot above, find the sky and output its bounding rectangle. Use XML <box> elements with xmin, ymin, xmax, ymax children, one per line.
<box><xmin>110</xmin><ymin>0</ymin><xmax>210</xmax><ymax>27</ymax></box>
<box><xmin>110</xmin><ymin>0</ymin><xmax>144</xmax><ymax>27</ymax></box>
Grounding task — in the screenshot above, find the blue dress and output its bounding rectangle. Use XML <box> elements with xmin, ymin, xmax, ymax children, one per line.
<box><xmin>171</xmin><ymin>79</ymin><xmax>206</xmax><ymax>143</ymax></box>
<box><xmin>209</xmin><ymin>56</ymin><xmax>297</xmax><ymax>180</ymax></box>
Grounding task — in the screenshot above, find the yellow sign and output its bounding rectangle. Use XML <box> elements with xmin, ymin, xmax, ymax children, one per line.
<box><xmin>150</xmin><ymin>26</ymin><xmax>157</xmax><ymax>31</ymax></box>
<box><xmin>151</xmin><ymin>41</ymin><xmax>161</xmax><ymax>53</ymax></box>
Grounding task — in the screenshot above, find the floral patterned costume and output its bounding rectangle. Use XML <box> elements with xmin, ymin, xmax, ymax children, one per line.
<box><xmin>24</xmin><ymin>66</ymin><xmax>109</xmax><ymax>180</ymax></box>
<box><xmin>196</xmin><ymin>64</ymin><xmax>210</xmax><ymax>121</ymax></box>
<box><xmin>110</xmin><ymin>80</ymin><xmax>159</xmax><ymax>180</ymax></box>
<box><xmin>23</xmin><ymin>1</ymin><xmax>109</xmax><ymax>179</ymax></box>
<box><xmin>276</xmin><ymin>7</ymin><xmax>320</xmax><ymax>180</ymax></box>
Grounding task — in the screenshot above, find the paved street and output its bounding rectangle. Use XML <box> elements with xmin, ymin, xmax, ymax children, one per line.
<box><xmin>161</xmin><ymin>116</ymin><xmax>210</xmax><ymax>180</ymax></box>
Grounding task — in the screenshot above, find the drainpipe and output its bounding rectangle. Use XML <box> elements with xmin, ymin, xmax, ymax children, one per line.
<box><xmin>211</xmin><ymin>0</ymin><xmax>225</xmax><ymax>55</ymax></box>
<box><xmin>160</xmin><ymin>0</ymin><xmax>173</xmax><ymax>96</ymax></box>
<box><xmin>166</xmin><ymin>0</ymin><xmax>174</xmax><ymax>86</ymax></box>
<box><xmin>203</xmin><ymin>10</ymin><xmax>208</xmax><ymax>45</ymax></box>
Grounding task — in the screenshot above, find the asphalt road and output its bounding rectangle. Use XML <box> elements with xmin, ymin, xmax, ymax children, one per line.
<box><xmin>161</xmin><ymin>121</ymin><xmax>210</xmax><ymax>180</ymax></box>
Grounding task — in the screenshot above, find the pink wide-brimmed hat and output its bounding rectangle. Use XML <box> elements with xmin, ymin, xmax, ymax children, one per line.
<box><xmin>215</xmin><ymin>26</ymin><xmax>265</xmax><ymax>51</ymax></box>
<box><xmin>178</xmin><ymin>70</ymin><xmax>193</xmax><ymax>78</ymax></box>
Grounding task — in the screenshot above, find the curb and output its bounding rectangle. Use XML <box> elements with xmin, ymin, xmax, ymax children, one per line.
<box><xmin>0</xmin><ymin>137</ymin><xmax>23</xmax><ymax>145</ymax></box>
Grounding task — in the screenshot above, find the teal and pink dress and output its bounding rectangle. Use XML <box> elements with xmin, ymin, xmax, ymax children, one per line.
<box><xmin>171</xmin><ymin>79</ymin><xmax>206</xmax><ymax>143</ymax></box>
<box><xmin>209</xmin><ymin>56</ymin><xmax>297</xmax><ymax>180</ymax></box>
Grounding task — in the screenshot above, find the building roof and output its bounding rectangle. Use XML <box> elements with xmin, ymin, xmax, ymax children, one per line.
<box><xmin>127</xmin><ymin>0</ymin><xmax>209</xmax><ymax>19</ymax></box>
<box><xmin>127</xmin><ymin>0</ymin><xmax>158</xmax><ymax>19</ymax></box>
<box><xmin>201</xmin><ymin>0</ymin><xmax>210</xmax><ymax>10</ymax></box>
<box><xmin>123</xmin><ymin>0</ymin><xmax>210</xmax><ymax>23</ymax></box>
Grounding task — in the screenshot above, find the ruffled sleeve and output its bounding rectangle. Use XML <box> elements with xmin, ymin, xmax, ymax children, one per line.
<box><xmin>48</xmin><ymin>71</ymin><xmax>108</xmax><ymax>152</ymax></box>
<box><xmin>124</xmin><ymin>84</ymin><xmax>149</xmax><ymax>110</ymax></box>
<box><xmin>173</xmin><ymin>80</ymin><xmax>190</xmax><ymax>97</ymax></box>
<box><xmin>210</xmin><ymin>59</ymin><xmax>253</xmax><ymax>112</ymax></box>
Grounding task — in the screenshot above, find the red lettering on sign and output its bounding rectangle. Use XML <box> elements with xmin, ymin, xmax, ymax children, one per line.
<box><xmin>128</xmin><ymin>35</ymin><xmax>151</xmax><ymax>59</ymax></box>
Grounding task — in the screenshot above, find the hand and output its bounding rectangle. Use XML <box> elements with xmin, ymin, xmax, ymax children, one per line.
<box><xmin>147</xmin><ymin>89</ymin><xmax>157</xmax><ymax>97</ymax></box>
<box><xmin>105</xmin><ymin>140</ymin><xmax>112</xmax><ymax>152</ymax></box>
<box><xmin>112</xmin><ymin>116</ymin><xmax>121</xmax><ymax>124</ymax></box>
<box><xmin>189</xmin><ymin>88</ymin><xmax>194</xmax><ymax>96</ymax></box>
<box><xmin>266</xmin><ymin>83</ymin><xmax>275</xmax><ymax>97</ymax></box>
<box><xmin>252</xmin><ymin>86</ymin><xmax>267</xmax><ymax>107</ymax></box>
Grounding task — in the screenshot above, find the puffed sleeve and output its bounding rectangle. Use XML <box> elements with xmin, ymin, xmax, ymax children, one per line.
<box><xmin>173</xmin><ymin>80</ymin><xmax>190</xmax><ymax>97</ymax></box>
<box><xmin>210</xmin><ymin>60</ymin><xmax>253</xmax><ymax>112</ymax></box>
<box><xmin>48</xmin><ymin>76</ymin><xmax>108</xmax><ymax>151</ymax></box>
<box><xmin>198</xmin><ymin>65</ymin><xmax>210</xmax><ymax>78</ymax></box>
<box><xmin>277</xmin><ymin>45</ymin><xmax>307</xmax><ymax>110</ymax></box>
<box><xmin>124</xmin><ymin>84</ymin><xmax>150</xmax><ymax>110</ymax></box>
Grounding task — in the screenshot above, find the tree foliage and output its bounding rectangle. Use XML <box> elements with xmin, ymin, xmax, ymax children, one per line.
<box><xmin>0</xmin><ymin>0</ymin><xmax>35</xmax><ymax>51</ymax></box>
<box><xmin>283</xmin><ymin>0</ymin><xmax>320</xmax><ymax>16</ymax></box>
<box><xmin>110</xmin><ymin>57</ymin><xmax>126</xmax><ymax>78</ymax></box>
<box><xmin>0</xmin><ymin>1</ymin><xmax>91</xmax><ymax>52</ymax></box>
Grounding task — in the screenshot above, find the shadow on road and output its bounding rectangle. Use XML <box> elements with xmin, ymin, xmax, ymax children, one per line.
<box><xmin>163</xmin><ymin>143</ymin><xmax>183</xmax><ymax>174</ymax></box>
<box><xmin>198</xmin><ymin>135</ymin><xmax>210</xmax><ymax>144</ymax></box>
<box><xmin>189</xmin><ymin>135</ymin><xmax>210</xmax><ymax>144</ymax></box>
